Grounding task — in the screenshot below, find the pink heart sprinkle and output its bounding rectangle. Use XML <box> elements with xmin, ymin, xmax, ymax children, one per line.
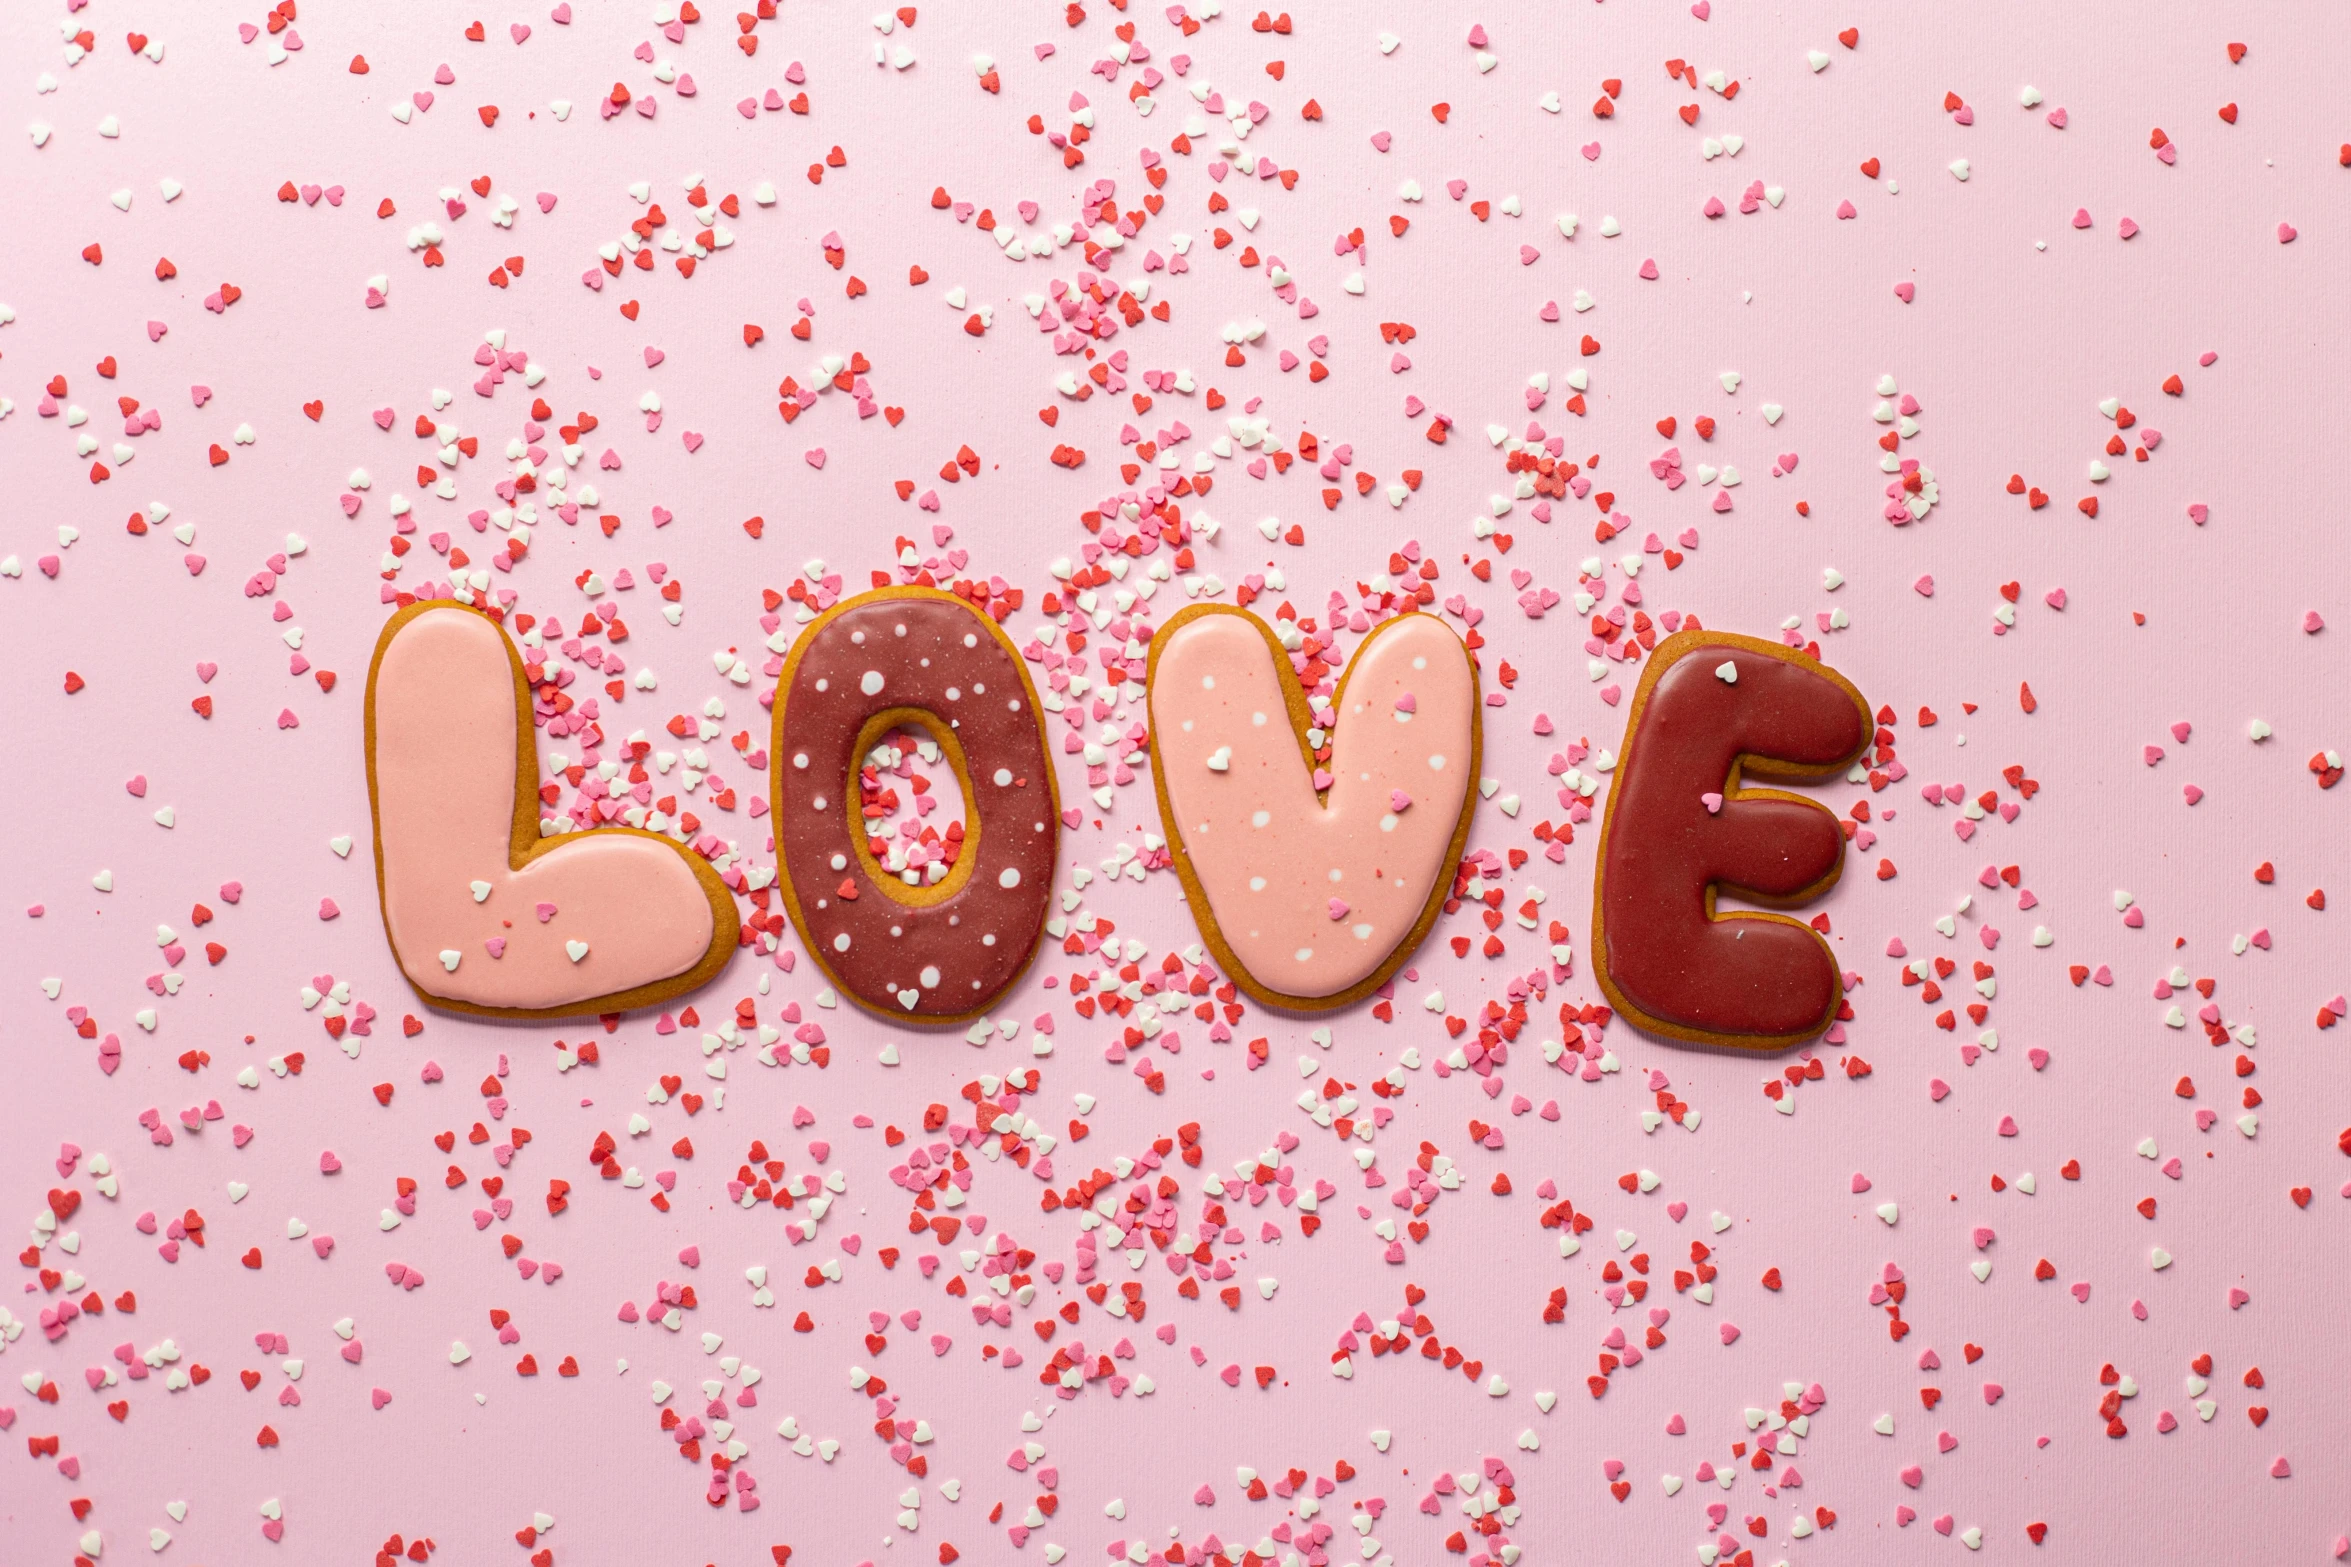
<box><xmin>1581</xmin><ymin>142</ymin><xmax>1601</xmax><ymax>161</ymax></box>
<box><xmin>2278</xmin><ymin>221</ymin><xmax>2298</xmax><ymax>243</ymax></box>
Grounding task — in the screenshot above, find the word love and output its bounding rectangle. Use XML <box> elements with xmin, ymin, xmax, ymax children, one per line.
<box><xmin>1589</xmin><ymin>631</ymin><xmax>1874</xmax><ymax>1051</ymax></box>
<box><xmin>374</xmin><ymin>595</ymin><xmax>1863</xmax><ymax>1046</ymax></box>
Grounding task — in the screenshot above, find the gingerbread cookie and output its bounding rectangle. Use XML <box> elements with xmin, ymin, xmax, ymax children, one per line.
<box><xmin>365</xmin><ymin>602</ymin><xmax>739</xmax><ymax>1021</ymax></box>
<box><xmin>1147</xmin><ymin>604</ymin><xmax>1481</xmax><ymax>1012</ymax></box>
<box><xmin>1589</xmin><ymin>629</ymin><xmax>1873</xmax><ymax>1051</ymax></box>
<box><xmin>768</xmin><ymin>587</ymin><xmax>1058</xmax><ymax>1022</ymax></box>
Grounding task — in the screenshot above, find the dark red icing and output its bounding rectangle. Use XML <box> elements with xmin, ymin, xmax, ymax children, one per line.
<box><xmin>1595</xmin><ymin>633</ymin><xmax>1871</xmax><ymax>1045</ymax></box>
<box><xmin>770</xmin><ymin>590</ymin><xmax>1057</xmax><ymax>1020</ymax></box>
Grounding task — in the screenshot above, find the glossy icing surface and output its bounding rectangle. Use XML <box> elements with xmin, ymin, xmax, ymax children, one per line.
<box><xmin>1151</xmin><ymin>610</ymin><xmax>1475</xmax><ymax>1001</ymax></box>
<box><xmin>771</xmin><ymin>591</ymin><xmax>1057</xmax><ymax>1019</ymax></box>
<box><xmin>372</xmin><ymin>607</ymin><xmax>720</xmax><ymax>1012</ymax></box>
<box><xmin>1596</xmin><ymin>636</ymin><xmax>1870</xmax><ymax>1043</ymax></box>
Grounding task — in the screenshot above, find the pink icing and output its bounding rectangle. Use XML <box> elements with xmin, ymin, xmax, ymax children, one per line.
<box><xmin>370</xmin><ymin>607</ymin><xmax>718</xmax><ymax>1013</ymax></box>
<box><xmin>1150</xmin><ymin>611</ymin><xmax>1475</xmax><ymax>1000</ymax></box>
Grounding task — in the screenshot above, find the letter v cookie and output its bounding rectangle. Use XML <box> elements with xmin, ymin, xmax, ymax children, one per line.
<box><xmin>1591</xmin><ymin>629</ymin><xmax>1872</xmax><ymax>1050</ymax></box>
<box><xmin>1147</xmin><ymin>605</ymin><xmax>1480</xmax><ymax>1011</ymax></box>
<box><xmin>365</xmin><ymin>602</ymin><xmax>738</xmax><ymax>1020</ymax></box>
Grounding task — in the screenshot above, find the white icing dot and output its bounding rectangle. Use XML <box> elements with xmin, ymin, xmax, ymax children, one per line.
<box><xmin>1379</xmin><ymin>813</ymin><xmax>1400</xmax><ymax>832</ymax></box>
<box><xmin>833</xmin><ymin>933</ymin><xmax>851</xmax><ymax>952</ymax></box>
<box><xmin>1182</xmin><ymin>719</ymin><xmax>1195</xmax><ymax>732</ymax></box>
<box><xmin>813</xmin><ymin>795</ymin><xmax>828</xmax><ymax>810</ymax></box>
<box><xmin>998</xmin><ymin>867</ymin><xmax>1022</xmax><ymax>889</ymax></box>
<box><xmin>1353</xmin><ymin>923</ymin><xmax>1375</xmax><ymax>939</ymax></box>
<box><xmin>974</xmin><ymin>682</ymin><xmax>987</xmax><ymax>694</ymax></box>
<box><xmin>830</xmin><ymin>853</ymin><xmax>847</xmax><ymax>870</ymax></box>
<box><xmin>1201</xmin><ymin>675</ymin><xmax>1216</xmax><ymax>690</ymax></box>
<box><xmin>963</xmin><ymin>633</ymin><xmax>978</xmax><ymax>647</ymax></box>
<box><xmin>814</xmin><ymin>677</ymin><xmax>829</xmax><ymax>693</ymax></box>
<box><xmin>982</xmin><ymin>933</ymin><xmax>997</xmax><ymax>946</ymax></box>
<box><xmin>1249</xmin><ymin>876</ymin><xmax>1266</xmax><ymax>891</ymax></box>
<box><xmin>792</xmin><ymin>752</ymin><xmax>810</xmax><ymax>769</ymax></box>
<box><xmin>1328</xmin><ymin>868</ymin><xmax>1343</xmax><ymax>882</ymax></box>
<box><xmin>851</xmin><ymin>630</ymin><xmax>866</xmax><ymax>645</ymax></box>
<box><xmin>946</xmin><ymin>686</ymin><xmax>962</xmax><ymax>701</ymax></box>
<box><xmin>1413</xmin><ymin>655</ymin><xmax>1428</xmax><ymax>669</ymax></box>
<box><xmin>994</xmin><ymin>768</ymin><xmax>1014</xmax><ymax>786</ymax></box>
<box><xmin>894</xmin><ymin>622</ymin><xmax>908</xmax><ymax>637</ymax></box>
<box><xmin>1251</xmin><ymin>810</ymin><xmax>1272</xmax><ymax>828</ymax></box>
<box><xmin>1251</xmin><ymin>711</ymin><xmax>1267</xmax><ymax>726</ymax></box>
<box><xmin>861</xmin><ymin>670</ymin><xmax>886</xmax><ymax>696</ymax></box>
<box><xmin>919</xmin><ymin>965</ymin><xmax>941</xmax><ymax>988</ymax></box>
<box><xmin>1428</xmin><ymin>753</ymin><xmax>1447</xmax><ymax>771</ymax></box>
<box><xmin>1294</xmin><ymin>947</ymin><xmax>1315</xmax><ymax>962</ymax></box>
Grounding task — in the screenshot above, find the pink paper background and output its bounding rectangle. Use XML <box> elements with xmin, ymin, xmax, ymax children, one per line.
<box><xmin>5</xmin><ymin>2</ymin><xmax>2349</xmax><ymax>1562</ymax></box>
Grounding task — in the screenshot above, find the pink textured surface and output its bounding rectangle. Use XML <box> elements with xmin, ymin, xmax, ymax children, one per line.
<box><xmin>5</xmin><ymin>2</ymin><xmax>2350</xmax><ymax>1563</ymax></box>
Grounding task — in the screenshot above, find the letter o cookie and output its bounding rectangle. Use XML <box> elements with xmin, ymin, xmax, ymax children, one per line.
<box><xmin>769</xmin><ymin>587</ymin><xmax>1059</xmax><ymax>1022</ymax></box>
